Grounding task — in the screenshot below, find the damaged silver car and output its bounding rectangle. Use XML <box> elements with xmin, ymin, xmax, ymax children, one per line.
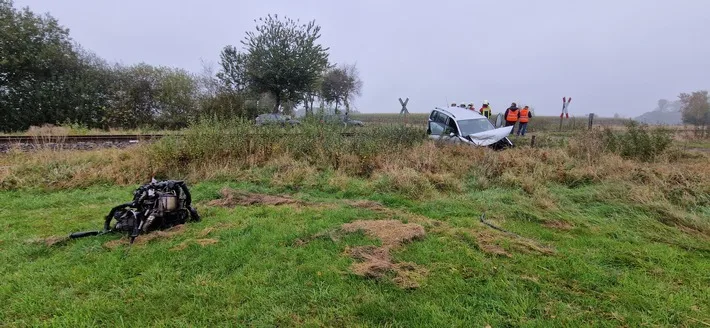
<box><xmin>427</xmin><ymin>107</ymin><xmax>514</xmax><ymax>149</ymax></box>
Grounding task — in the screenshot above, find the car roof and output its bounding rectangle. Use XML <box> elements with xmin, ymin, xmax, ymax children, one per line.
<box><xmin>433</xmin><ymin>107</ymin><xmax>487</xmax><ymax>120</ymax></box>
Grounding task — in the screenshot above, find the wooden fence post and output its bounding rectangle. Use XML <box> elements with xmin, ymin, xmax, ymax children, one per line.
<box><xmin>530</xmin><ymin>135</ymin><xmax>536</xmax><ymax>148</ymax></box>
<box><xmin>588</xmin><ymin>113</ymin><xmax>595</xmax><ymax>130</ymax></box>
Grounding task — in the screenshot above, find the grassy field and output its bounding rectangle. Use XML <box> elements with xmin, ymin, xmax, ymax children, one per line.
<box><xmin>2</xmin><ymin>181</ymin><xmax>709</xmax><ymax>326</ymax></box>
<box><xmin>1</xmin><ymin>118</ymin><xmax>709</xmax><ymax>326</ymax></box>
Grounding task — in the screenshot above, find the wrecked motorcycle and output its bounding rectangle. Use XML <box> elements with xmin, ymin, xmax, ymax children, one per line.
<box><xmin>70</xmin><ymin>179</ymin><xmax>200</xmax><ymax>244</ymax></box>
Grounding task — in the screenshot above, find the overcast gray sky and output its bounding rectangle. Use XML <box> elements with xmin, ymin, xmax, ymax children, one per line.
<box><xmin>14</xmin><ymin>0</ymin><xmax>710</xmax><ymax>116</ymax></box>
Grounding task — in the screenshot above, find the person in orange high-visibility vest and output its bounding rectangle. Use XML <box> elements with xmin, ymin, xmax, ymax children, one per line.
<box><xmin>517</xmin><ymin>105</ymin><xmax>533</xmax><ymax>136</ymax></box>
<box><xmin>503</xmin><ymin>102</ymin><xmax>520</xmax><ymax>134</ymax></box>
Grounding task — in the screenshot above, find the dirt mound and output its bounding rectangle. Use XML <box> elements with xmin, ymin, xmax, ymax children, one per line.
<box><xmin>103</xmin><ymin>224</ymin><xmax>186</xmax><ymax>250</ymax></box>
<box><xmin>341</xmin><ymin>220</ymin><xmax>427</xmax><ymax>289</ymax></box>
<box><xmin>342</xmin><ymin>220</ymin><xmax>425</xmax><ymax>248</ymax></box>
<box><xmin>208</xmin><ymin>188</ymin><xmax>299</xmax><ymax>207</ymax></box>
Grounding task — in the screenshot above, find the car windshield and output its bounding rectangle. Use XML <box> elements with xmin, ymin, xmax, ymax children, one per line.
<box><xmin>457</xmin><ymin>118</ymin><xmax>494</xmax><ymax>135</ymax></box>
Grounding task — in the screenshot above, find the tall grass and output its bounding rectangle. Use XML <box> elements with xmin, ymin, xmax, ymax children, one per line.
<box><xmin>149</xmin><ymin>118</ymin><xmax>425</xmax><ymax>177</ymax></box>
<box><xmin>1</xmin><ymin>120</ymin><xmax>708</xmax><ymax>233</ymax></box>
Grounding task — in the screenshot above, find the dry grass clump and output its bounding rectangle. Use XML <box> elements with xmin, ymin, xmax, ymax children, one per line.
<box><xmin>372</xmin><ymin>167</ymin><xmax>436</xmax><ymax>199</ymax></box>
<box><xmin>341</xmin><ymin>220</ymin><xmax>426</xmax><ymax>248</ymax></box>
<box><xmin>341</xmin><ymin>219</ymin><xmax>427</xmax><ymax>288</ymax></box>
<box><xmin>103</xmin><ymin>224</ymin><xmax>186</xmax><ymax>250</ymax></box>
<box><xmin>264</xmin><ymin>154</ymin><xmax>320</xmax><ymax>189</ymax></box>
<box><xmin>457</xmin><ymin>225</ymin><xmax>557</xmax><ymax>258</ymax></box>
<box><xmin>208</xmin><ymin>188</ymin><xmax>300</xmax><ymax>207</ymax></box>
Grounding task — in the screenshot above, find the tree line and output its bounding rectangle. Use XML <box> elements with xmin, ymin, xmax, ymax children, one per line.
<box><xmin>0</xmin><ymin>1</ymin><xmax>362</xmax><ymax>132</ymax></box>
<box><xmin>652</xmin><ymin>93</ymin><xmax>710</xmax><ymax>136</ymax></box>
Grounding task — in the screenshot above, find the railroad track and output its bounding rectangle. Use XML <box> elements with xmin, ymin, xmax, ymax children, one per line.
<box><xmin>0</xmin><ymin>132</ymin><xmax>364</xmax><ymax>144</ymax></box>
<box><xmin>0</xmin><ymin>134</ymin><xmax>166</xmax><ymax>144</ymax></box>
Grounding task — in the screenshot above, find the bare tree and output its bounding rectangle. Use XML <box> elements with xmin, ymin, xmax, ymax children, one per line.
<box><xmin>342</xmin><ymin>63</ymin><xmax>363</xmax><ymax>114</ymax></box>
<box><xmin>197</xmin><ymin>60</ymin><xmax>220</xmax><ymax>97</ymax></box>
<box><xmin>321</xmin><ymin>63</ymin><xmax>363</xmax><ymax>114</ymax></box>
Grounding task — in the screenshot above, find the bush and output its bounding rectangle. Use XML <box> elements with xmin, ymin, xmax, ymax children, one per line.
<box><xmin>601</xmin><ymin>122</ymin><xmax>672</xmax><ymax>162</ymax></box>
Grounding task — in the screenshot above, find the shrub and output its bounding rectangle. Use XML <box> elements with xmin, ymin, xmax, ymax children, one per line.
<box><xmin>601</xmin><ymin>122</ymin><xmax>672</xmax><ymax>162</ymax></box>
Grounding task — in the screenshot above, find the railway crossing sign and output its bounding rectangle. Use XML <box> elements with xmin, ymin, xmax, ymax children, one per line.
<box><xmin>399</xmin><ymin>98</ymin><xmax>409</xmax><ymax>114</ymax></box>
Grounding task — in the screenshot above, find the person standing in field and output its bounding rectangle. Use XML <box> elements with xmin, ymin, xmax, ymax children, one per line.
<box><xmin>517</xmin><ymin>105</ymin><xmax>533</xmax><ymax>136</ymax></box>
<box><xmin>468</xmin><ymin>103</ymin><xmax>476</xmax><ymax>111</ymax></box>
<box><xmin>503</xmin><ymin>102</ymin><xmax>520</xmax><ymax>134</ymax></box>
<box><xmin>479</xmin><ymin>100</ymin><xmax>492</xmax><ymax>118</ymax></box>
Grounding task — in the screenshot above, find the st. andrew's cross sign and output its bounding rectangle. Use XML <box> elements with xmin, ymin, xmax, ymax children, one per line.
<box><xmin>399</xmin><ymin>98</ymin><xmax>409</xmax><ymax>114</ymax></box>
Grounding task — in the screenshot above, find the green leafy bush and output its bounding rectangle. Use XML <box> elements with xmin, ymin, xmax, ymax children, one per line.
<box><xmin>601</xmin><ymin>122</ymin><xmax>672</xmax><ymax>162</ymax></box>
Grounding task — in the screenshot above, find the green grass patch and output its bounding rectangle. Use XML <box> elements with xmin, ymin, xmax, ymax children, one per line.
<box><xmin>1</xmin><ymin>181</ymin><xmax>708</xmax><ymax>326</ymax></box>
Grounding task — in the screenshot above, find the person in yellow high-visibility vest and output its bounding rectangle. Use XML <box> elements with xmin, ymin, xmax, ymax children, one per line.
<box><xmin>479</xmin><ymin>100</ymin><xmax>492</xmax><ymax>118</ymax></box>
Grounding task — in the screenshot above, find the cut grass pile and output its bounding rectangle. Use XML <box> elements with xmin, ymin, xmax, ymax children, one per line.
<box><xmin>1</xmin><ymin>181</ymin><xmax>709</xmax><ymax>326</ymax></box>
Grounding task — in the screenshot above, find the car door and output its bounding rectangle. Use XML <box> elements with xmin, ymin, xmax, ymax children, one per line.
<box><xmin>428</xmin><ymin>111</ymin><xmax>448</xmax><ymax>140</ymax></box>
<box><xmin>440</xmin><ymin>116</ymin><xmax>464</xmax><ymax>143</ymax></box>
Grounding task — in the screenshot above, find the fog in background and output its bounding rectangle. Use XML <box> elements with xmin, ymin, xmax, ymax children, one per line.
<box><xmin>15</xmin><ymin>0</ymin><xmax>710</xmax><ymax>117</ymax></box>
